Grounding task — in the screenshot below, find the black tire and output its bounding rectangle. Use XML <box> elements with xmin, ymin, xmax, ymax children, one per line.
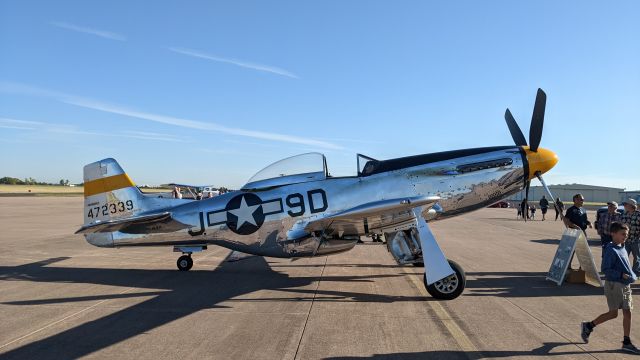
<box><xmin>412</xmin><ymin>262</ymin><xmax>424</xmax><ymax>267</ymax></box>
<box><xmin>177</xmin><ymin>255</ymin><xmax>193</xmax><ymax>271</ymax></box>
<box><xmin>424</xmin><ymin>259</ymin><xmax>465</xmax><ymax>300</ymax></box>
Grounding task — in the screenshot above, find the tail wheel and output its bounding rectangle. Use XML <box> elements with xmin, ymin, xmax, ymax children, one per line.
<box><xmin>424</xmin><ymin>259</ymin><xmax>465</xmax><ymax>300</ymax></box>
<box><xmin>177</xmin><ymin>255</ymin><xmax>193</xmax><ymax>271</ymax></box>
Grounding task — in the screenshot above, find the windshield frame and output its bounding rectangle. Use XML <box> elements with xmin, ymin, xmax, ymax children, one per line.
<box><xmin>241</xmin><ymin>152</ymin><xmax>328</xmax><ymax>190</ymax></box>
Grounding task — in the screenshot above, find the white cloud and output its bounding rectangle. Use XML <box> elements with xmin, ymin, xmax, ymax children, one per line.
<box><xmin>50</xmin><ymin>21</ymin><xmax>126</xmax><ymax>41</ymax></box>
<box><xmin>168</xmin><ymin>47</ymin><xmax>298</xmax><ymax>79</ymax></box>
<box><xmin>0</xmin><ymin>82</ymin><xmax>72</xmax><ymax>99</ymax></box>
<box><xmin>0</xmin><ymin>117</ymin><xmax>182</xmax><ymax>142</ymax></box>
<box><xmin>0</xmin><ymin>118</ymin><xmax>43</xmax><ymax>130</ymax></box>
<box><xmin>65</xmin><ymin>97</ymin><xmax>340</xmax><ymax>149</ymax></box>
<box><xmin>0</xmin><ymin>118</ymin><xmax>43</xmax><ymax>125</ymax></box>
<box><xmin>0</xmin><ymin>82</ymin><xmax>342</xmax><ymax>150</ymax></box>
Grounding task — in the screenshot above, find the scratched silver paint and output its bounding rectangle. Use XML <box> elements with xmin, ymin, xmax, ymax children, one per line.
<box><xmin>85</xmin><ymin>147</ymin><xmax>526</xmax><ymax>258</ymax></box>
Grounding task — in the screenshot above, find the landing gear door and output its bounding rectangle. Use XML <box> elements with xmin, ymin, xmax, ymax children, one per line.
<box><xmin>413</xmin><ymin>208</ymin><xmax>454</xmax><ymax>284</ymax></box>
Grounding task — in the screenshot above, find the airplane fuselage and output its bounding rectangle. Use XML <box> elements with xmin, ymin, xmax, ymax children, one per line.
<box><xmin>85</xmin><ymin>146</ymin><xmax>528</xmax><ymax>258</ymax></box>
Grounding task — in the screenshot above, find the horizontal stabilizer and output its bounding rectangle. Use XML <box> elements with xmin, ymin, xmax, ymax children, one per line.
<box><xmin>76</xmin><ymin>212</ymin><xmax>190</xmax><ymax>234</ymax></box>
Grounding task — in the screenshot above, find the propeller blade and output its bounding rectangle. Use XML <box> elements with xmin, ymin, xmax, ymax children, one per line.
<box><xmin>529</xmin><ymin>88</ymin><xmax>547</xmax><ymax>152</ymax></box>
<box><xmin>524</xmin><ymin>180</ymin><xmax>531</xmax><ymax>222</ymax></box>
<box><xmin>504</xmin><ymin>109</ymin><xmax>528</xmax><ymax>146</ymax></box>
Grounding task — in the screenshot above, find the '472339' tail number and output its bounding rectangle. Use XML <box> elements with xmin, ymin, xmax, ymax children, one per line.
<box><xmin>87</xmin><ymin>200</ymin><xmax>134</xmax><ymax>219</ymax></box>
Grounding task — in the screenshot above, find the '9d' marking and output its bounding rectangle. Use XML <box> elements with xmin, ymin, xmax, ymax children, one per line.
<box><xmin>87</xmin><ymin>200</ymin><xmax>134</xmax><ymax>219</ymax></box>
<box><xmin>286</xmin><ymin>193</ymin><xmax>305</xmax><ymax>217</ymax></box>
<box><xmin>285</xmin><ymin>189</ymin><xmax>328</xmax><ymax>217</ymax></box>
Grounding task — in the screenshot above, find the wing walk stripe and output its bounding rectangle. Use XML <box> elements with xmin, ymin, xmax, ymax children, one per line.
<box><xmin>84</xmin><ymin>174</ymin><xmax>135</xmax><ymax>197</ymax></box>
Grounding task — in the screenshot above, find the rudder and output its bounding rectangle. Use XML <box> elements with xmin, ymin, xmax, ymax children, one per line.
<box><xmin>83</xmin><ymin>158</ymin><xmax>146</xmax><ymax>225</ymax></box>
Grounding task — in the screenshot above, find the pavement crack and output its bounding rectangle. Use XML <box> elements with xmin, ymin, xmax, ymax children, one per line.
<box><xmin>293</xmin><ymin>256</ymin><xmax>327</xmax><ymax>360</ymax></box>
<box><xmin>0</xmin><ymin>287</ymin><xmax>137</xmax><ymax>350</ymax></box>
<box><xmin>474</xmin><ymin>276</ymin><xmax>600</xmax><ymax>359</ymax></box>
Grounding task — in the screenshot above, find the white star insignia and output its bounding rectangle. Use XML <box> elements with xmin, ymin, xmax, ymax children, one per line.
<box><xmin>229</xmin><ymin>196</ymin><xmax>261</xmax><ymax>228</ymax></box>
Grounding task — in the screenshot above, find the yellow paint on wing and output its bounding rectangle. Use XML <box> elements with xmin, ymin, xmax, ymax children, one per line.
<box><xmin>84</xmin><ymin>173</ymin><xmax>135</xmax><ymax>197</ymax></box>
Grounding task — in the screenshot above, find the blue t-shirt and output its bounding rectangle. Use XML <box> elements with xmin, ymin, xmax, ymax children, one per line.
<box><xmin>565</xmin><ymin>205</ymin><xmax>590</xmax><ymax>231</ymax></box>
<box><xmin>602</xmin><ymin>242</ymin><xmax>637</xmax><ymax>285</ymax></box>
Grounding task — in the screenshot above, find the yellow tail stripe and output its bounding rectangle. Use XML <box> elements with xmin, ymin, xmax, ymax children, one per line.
<box><xmin>84</xmin><ymin>173</ymin><xmax>135</xmax><ymax>197</ymax></box>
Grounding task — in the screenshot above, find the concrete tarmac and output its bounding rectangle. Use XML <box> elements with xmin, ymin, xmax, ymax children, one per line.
<box><xmin>0</xmin><ymin>197</ymin><xmax>637</xmax><ymax>359</ymax></box>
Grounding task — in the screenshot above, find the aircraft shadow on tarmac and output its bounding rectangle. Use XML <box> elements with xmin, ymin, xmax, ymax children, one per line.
<box><xmin>2</xmin><ymin>256</ymin><xmax>635</xmax><ymax>359</ymax></box>
<box><xmin>463</xmin><ymin>271</ymin><xmax>610</xmax><ymax>298</ymax></box>
<box><xmin>324</xmin><ymin>342</ymin><xmax>625</xmax><ymax>359</ymax></box>
<box><xmin>259</xmin><ymin>263</ymin><xmax>626</xmax><ymax>299</ymax></box>
<box><xmin>0</xmin><ymin>255</ymin><xmax>427</xmax><ymax>359</ymax></box>
<box><xmin>531</xmin><ymin>238</ymin><xmax>603</xmax><ymax>247</ymax></box>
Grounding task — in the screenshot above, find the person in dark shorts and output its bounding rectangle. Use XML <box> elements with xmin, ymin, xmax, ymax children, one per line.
<box><xmin>520</xmin><ymin>199</ymin><xmax>528</xmax><ymax>221</ymax></box>
<box><xmin>555</xmin><ymin>197</ymin><xmax>564</xmax><ymax>221</ymax></box>
<box><xmin>581</xmin><ymin>222</ymin><xmax>639</xmax><ymax>353</ymax></box>
<box><xmin>539</xmin><ymin>196</ymin><xmax>549</xmax><ymax>221</ymax></box>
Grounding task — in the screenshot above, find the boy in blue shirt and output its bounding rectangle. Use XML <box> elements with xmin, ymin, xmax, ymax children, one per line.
<box><xmin>581</xmin><ymin>222</ymin><xmax>639</xmax><ymax>353</ymax></box>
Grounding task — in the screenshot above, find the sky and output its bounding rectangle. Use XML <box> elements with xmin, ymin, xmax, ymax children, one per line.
<box><xmin>1</xmin><ymin>1</ymin><xmax>638</xmax><ymax>189</ymax></box>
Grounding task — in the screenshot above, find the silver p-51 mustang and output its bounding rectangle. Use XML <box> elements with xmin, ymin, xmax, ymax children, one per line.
<box><xmin>77</xmin><ymin>89</ymin><xmax>559</xmax><ymax>300</ymax></box>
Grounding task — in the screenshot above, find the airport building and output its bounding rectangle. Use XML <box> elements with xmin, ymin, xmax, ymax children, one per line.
<box><xmin>508</xmin><ymin>183</ymin><xmax>638</xmax><ymax>204</ymax></box>
<box><xmin>621</xmin><ymin>190</ymin><xmax>640</xmax><ymax>202</ymax></box>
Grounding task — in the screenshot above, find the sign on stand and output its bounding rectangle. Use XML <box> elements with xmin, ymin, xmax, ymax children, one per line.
<box><xmin>574</xmin><ymin>230</ymin><xmax>604</xmax><ymax>287</ymax></box>
<box><xmin>546</xmin><ymin>228</ymin><xmax>603</xmax><ymax>286</ymax></box>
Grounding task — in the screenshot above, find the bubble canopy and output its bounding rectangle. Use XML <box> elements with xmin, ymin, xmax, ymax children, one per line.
<box><xmin>242</xmin><ymin>153</ymin><xmax>328</xmax><ymax>190</ymax></box>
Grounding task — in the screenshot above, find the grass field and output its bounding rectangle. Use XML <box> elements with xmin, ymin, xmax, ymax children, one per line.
<box><xmin>0</xmin><ymin>185</ymin><xmax>170</xmax><ymax>196</ymax></box>
<box><xmin>0</xmin><ymin>185</ymin><xmax>82</xmax><ymax>194</ymax></box>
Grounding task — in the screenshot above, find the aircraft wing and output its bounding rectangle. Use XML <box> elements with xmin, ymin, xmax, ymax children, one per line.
<box><xmin>168</xmin><ymin>183</ymin><xmax>213</xmax><ymax>188</ymax></box>
<box><xmin>303</xmin><ymin>195</ymin><xmax>440</xmax><ymax>234</ymax></box>
<box><xmin>75</xmin><ymin>212</ymin><xmax>191</xmax><ymax>234</ymax></box>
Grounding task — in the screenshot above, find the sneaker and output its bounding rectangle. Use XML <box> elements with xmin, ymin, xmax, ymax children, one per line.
<box><xmin>581</xmin><ymin>322</ymin><xmax>592</xmax><ymax>343</ymax></box>
<box><xmin>622</xmin><ymin>343</ymin><xmax>640</xmax><ymax>354</ymax></box>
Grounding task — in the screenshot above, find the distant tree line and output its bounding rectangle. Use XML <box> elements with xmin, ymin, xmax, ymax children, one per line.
<box><xmin>0</xmin><ymin>177</ymin><xmax>74</xmax><ymax>186</ymax></box>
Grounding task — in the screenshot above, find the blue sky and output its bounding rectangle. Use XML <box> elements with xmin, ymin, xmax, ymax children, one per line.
<box><xmin>1</xmin><ymin>1</ymin><xmax>638</xmax><ymax>189</ymax></box>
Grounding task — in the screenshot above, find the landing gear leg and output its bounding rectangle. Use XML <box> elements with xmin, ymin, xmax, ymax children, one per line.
<box><xmin>177</xmin><ymin>254</ymin><xmax>193</xmax><ymax>271</ymax></box>
<box><xmin>412</xmin><ymin>207</ymin><xmax>465</xmax><ymax>300</ymax></box>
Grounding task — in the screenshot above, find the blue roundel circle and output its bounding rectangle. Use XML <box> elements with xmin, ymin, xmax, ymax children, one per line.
<box><xmin>225</xmin><ymin>193</ymin><xmax>264</xmax><ymax>235</ymax></box>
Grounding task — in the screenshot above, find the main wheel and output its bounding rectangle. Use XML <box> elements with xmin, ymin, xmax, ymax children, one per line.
<box><xmin>424</xmin><ymin>259</ymin><xmax>465</xmax><ymax>300</ymax></box>
<box><xmin>177</xmin><ymin>255</ymin><xmax>193</xmax><ymax>271</ymax></box>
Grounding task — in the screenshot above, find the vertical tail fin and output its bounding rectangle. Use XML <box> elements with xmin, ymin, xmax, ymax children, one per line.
<box><xmin>83</xmin><ymin>158</ymin><xmax>146</xmax><ymax>226</ymax></box>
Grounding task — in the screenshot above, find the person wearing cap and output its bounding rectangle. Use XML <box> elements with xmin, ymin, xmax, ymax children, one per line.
<box><xmin>621</xmin><ymin>198</ymin><xmax>640</xmax><ymax>275</ymax></box>
<box><xmin>564</xmin><ymin>193</ymin><xmax>592</xmax><ymax>233</ymax></box>
<box><xmin>597</xmin><ymin>201</ymin><xmax>621</xmax><ymax>251</ymax></box>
